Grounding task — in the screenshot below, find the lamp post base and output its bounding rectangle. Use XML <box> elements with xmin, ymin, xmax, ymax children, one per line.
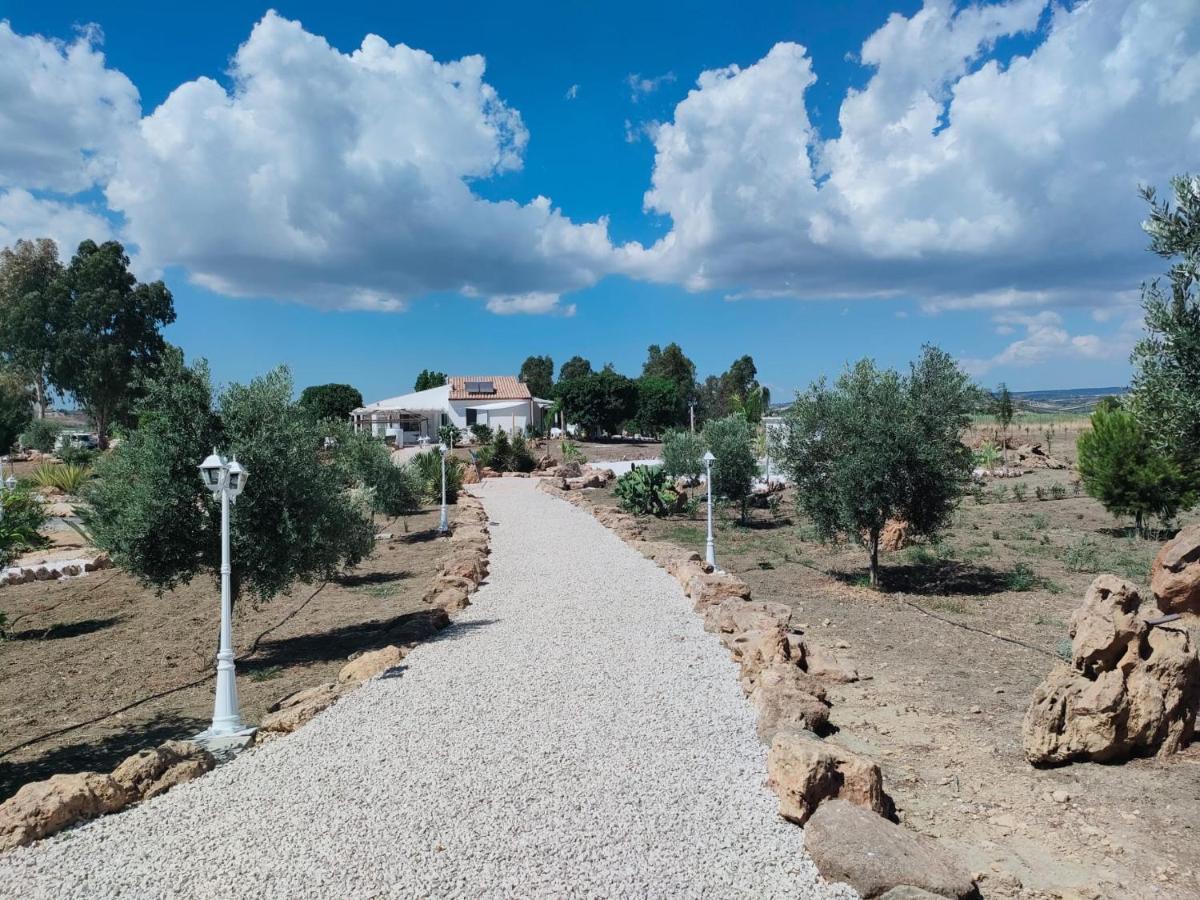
<box><xmin>191</xmin><ymin>726</ymin><xmax>257</xmax><ymax>756</ymax></box>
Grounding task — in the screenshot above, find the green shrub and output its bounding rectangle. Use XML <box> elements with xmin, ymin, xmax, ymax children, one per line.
<box><xmin>1049</xmin><ymin>483</ymin><xmax>1067</xmax><ymax>500</ymax></box>
<box><xmin>661</xmin><ymin>429</ymin><xmax>705</xmax><ymax>480</ymax></box>
<box><xmin>469</xmin><ymin>423</ymin><xmax>493</xmax><ymax>444</ymax></box>
<box><xmin>560</xmin><ymin>440</ymin><xmax>586</xmax><ymax>464</ymax></box>
<box><xmin>702</xmin><ymin>414</ymin><xmax>758</xmax><ymax>521</ymax></box>
<box><xmin>438</xmin><ymin>424</ymin><xmax>459</xmax><ymax>448</ymax></box>
<box><xmin>20</xmin><ymin>419</ymin><xmax>62</xmax><ymax>453</ymax></box>
<box><xmin>332</xmin><ymin>427</ymin><xmax>421</xmax><ymax>517</ymax></box>
<box><xmin>0</xmin><ymin>488</ymin><xmax>48</xmax><ymax>565</ymax></box>
<box><xmin>509</xmin><ymin>434</ymin><xmax>536</xmax><ymax>473</ymax></box>
<box><xmin>411</xmin><ymin>449</ymin><xmax>463</xmax><ymax>504</ymax></box>
<box><xmin>29</xmin><ymin>462</ymin><xmax>92</xmax><ymax>494</ymax></box>
<box><xmin>1012</xmin><ymin>483</ymin><xmax>1027</xmax><ymax>502</ymax></box>
<box><xmin>974</xmin><ymin>442</ymin><xmax>1001</xmax><ymax>472</ymax></box>
<box><xmin>57</xmin><ymin>445</ymin><xmax>98</xmax><ymax>466</ymax></box>
<box><xmin>1063</xmin><ymin>538</ymin><xmax>1100</xmax><ymax>572</ymax></box>
<box><xmin>1033</xmin><ymin>513</ymin><xmax>1048</xmax><ymax>530</ymax></box>
<box><xmin>993</xmin><ymin>484</ymin><xmax>1009</xmax><ymax>502</ymax></box>
<box><xmin>614</xmin><ymin>464</ymin><xmax>676</xmax><ymax>517</ymax></box>
<box><xmin>1006</xmin><ymin>563</ymin><xmax>1037</xmax><ymax>591</ymax></box>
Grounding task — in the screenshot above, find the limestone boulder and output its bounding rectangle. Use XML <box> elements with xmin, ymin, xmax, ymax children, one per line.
<box><xmin>1069</xmin><ymin>575</ymin><xmax>1146</xmax><ymax>675</ymax></box>
<box><xmin>429</xmin><ymin>586</ymin><xmax>471</xmax><ymax>613</ymax></box>
<box><xmin>552</xmin><ymin>462</ymin><xmax>582</xmax><ymax>479</ymax></box>
<box><xmin>338</xmin><ymin>645</ymin><xmax>408</xmax><ymax>683</ymax></box>
<box><xmin>261</xmin><ymin>682</ymin><xmax>346</xmax><ymax>733</ymax></box>
<box><xmin>879</xmin><ymin>520</ymin><xmax>910</xmax><ymax>552</ymax></box>
<box><xmin>804</xmin><ymin>800</ymin><xmax>977</xmax><ymax>899</ymax></box>
<box><xmin>1151</xmin><ymin>524</ymin><xmax>1200</xmax><ymax>615</ymax></box>
<box><xmin>752</xmin><ymin>665</ymin><xmax>831</xmax><ymax>743</ymax></box>
<box><xmin>110</xmin><ymin>740</ymin><xmax>214</xmax><ymax>802</ymax></box>
<box><xmin>704</xmin><ymin>598</ymin><xmax>792</xmax><ymax>636</ymax></box>
<box><xmin>727</xmin><ymin>626</ymin><xmax>792</xmax><ymax>689</ymax></box>
<box><xmin>767</xmin><ymin>732</ymin><xmax>892</xmax><ymax>824</ymax></box>
<box><xmin>806</xmin><ymin>646</ymin><xmax>859</xmax><ymax>683</ymax></box>
<box><xmin>1023</xmin><ymin>589</ymin><xmax>1199</xmax><ymax>765</ymax></box>
<box><xmin>685</xmin><ymin>572</ymin><xmax>752</xmax><ymax>612</ymax></box>
<box><xmin>442</xmin><ymin>552</ymin><xmax>487</xmax><ymax>585</ymax></box>
<box><xmin>461</xmin><ymin>466</ymin><xmax>481</xmax><ymax>485</ymax></box>
<box><xmin>0</xmin><ymin>772</ymin><xmax>131</xmax><ymax>851</ymax></box>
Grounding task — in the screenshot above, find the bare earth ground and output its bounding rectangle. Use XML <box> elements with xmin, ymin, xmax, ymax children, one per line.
<box><xmin>579</xmin><ymin>421</ymin><xmax>1200</xmax><ymax>900</ymax></box>
<box><xmin>0</xmin><ymin>506</ymin><xmax>453</xmax><ymax>802</ymax></box>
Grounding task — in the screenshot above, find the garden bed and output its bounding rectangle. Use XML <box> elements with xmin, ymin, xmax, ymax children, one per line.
<box><xmin>0</xmin><ymin>506</ymin><xmax>454</xmax><ymax>802</ymax></box>
<box><xmin>577</xmin><ymin>450</ymin><xmax>1200</xmax><ymax>898</ymax></box>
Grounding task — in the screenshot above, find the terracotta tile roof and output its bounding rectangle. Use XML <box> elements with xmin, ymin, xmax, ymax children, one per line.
<box><xmin>448</xmin><ymin>375</ymin><xmax>531</xmax><ymax>401</ymax></box>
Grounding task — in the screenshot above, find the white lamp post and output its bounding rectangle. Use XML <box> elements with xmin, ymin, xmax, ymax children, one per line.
<box><xmin>198</xmin><ymin>449</ymin><xmax>251</xmax><ymax>740</ymax></box>
<box><xmin>437</xmin><ymin>443</ymin><xmax>450</xmax><ymax>534</ymax></box>
<box><xmin>703</xmin><ymin>450</ymin><xmax>716</xmax><ymax>568</ymax></box>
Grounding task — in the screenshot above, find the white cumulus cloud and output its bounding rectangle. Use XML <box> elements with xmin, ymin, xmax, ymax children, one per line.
<box><xmin>624</xmin><ymin>0</ymin><xmax>1200</xmax><ymax>313</ymax></box>
<box><xmin>961</xmin><ymin>309</ymin><xmax>1140</xmax><ymax>374</ymax></box>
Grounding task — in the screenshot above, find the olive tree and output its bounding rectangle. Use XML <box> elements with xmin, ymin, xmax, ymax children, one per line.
<box><xmin>1127</xmin><ymin>175</ymin><xmax>1200</xmax><ymax>485</ymax></box>
<box><xmin>83</xmin><ymin>358</ymin><xmax>374</xmax><ymax>601</ymax></box>
<box><xmin>702</xmin><ymin>414</ymin><xmax>758</xmax><ymax>522</ymax></box>
<box><xmin>775</xmin><ymin>346</ymin><xmax>974</xmax><ymax>587</ymax></box>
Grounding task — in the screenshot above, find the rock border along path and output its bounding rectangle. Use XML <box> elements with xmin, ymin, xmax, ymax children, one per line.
<box><xmin>0</xmin><ymin>479</ymin><xmax>851</xmax><ymax>899</ymax></box>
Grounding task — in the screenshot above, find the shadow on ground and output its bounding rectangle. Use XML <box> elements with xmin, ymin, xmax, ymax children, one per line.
<box><xmin>831</xmin><ymin>560</ymin><xmax>1013</xmax><ymax>596</ymax></box>
<box><xmin>0</xmin><ymin>711</ymin><xmax>208</xmax><ymax>803</ymax></box>
<box><xmin>8</xmin><ymin>616</ymin><xmax>127</xmax><ymax>642</ymax></box>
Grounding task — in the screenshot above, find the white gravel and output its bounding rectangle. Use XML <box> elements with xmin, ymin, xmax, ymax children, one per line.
<box><xmin>0</xmin><ymin>478</ymin><xmax>853</xmax><ymax>899</ymax></box>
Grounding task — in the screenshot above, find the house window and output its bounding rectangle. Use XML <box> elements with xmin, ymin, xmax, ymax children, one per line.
<box><xmin>465</xmin><ymin>408</ymin><xmax>478</xmax><ymax>426</ymax></box>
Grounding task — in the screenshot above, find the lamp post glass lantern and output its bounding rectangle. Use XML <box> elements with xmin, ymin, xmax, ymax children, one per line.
<box><xmin>198</xmin><ymin>449</ymin><xmax>252</xmax><ymax>740</ymax></box>
<box><xmin>437</xmin><ymin>443</ymin><xmax>450</xmax><ymax>533</ymax></box>
<box><xmin>703</xmin><ymin>450</ymin><xmax>716</xmax><ymax>568</ymax></box>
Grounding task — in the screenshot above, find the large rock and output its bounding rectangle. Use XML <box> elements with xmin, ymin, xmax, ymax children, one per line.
<box><xmin>0</xmin><ymin>772</ymin><xmax>131</xmax><ymax>851</ymax></box>
<box><xmin>110</xmin><ymin>740</ymin><xmax>214</xmax><ymax>802</ymax></box>
<box><xmin>804</xmin><ymin>800</ymin><xmax>977</xmax><ymax>899</ymax></box>
<box><xmin>879</xmin><ymin>520</ymin><xmax>910</xmax><ymax>552</ymax></box>
<box><xmin>261</xmin><ymin>682</ymin><xmax>346</xmax><ymax>733</ymax></box>
<box><xmin>704</xmin><ymin>599</ymin><xmax>792</xmax><ymax>636</ymax></box>
<box><xmin>1023</xmin><ymin>576</ymin><xmax>1200</xmax><ymax>765</ymax></box>
<box><xmin>338</xmin><ymin>645</ymin><xmax>408</xmax><ymax>683</ymax></box>
<box><xmin>767</xmin><ymin>732</ymin><xmax>891</xmax><ymax>824</ymax></box>
<box><xmin>726</xmin><ymin>626</ymin><xmax>792</xmax><ymax>688</ymax></box>
<box><xmin>441</xmin><ymin>552</ymin><xmax>488</xmax><ymax>585</ymax></box>
<box><xmin>1070</xmin><ymin>575</ymin><xmax>1146</xmax><ymax>675</ymax></box>
<box><xmin>751</xmin><ymin>664</ymin><xmax>830</xmax><ymax>742</ymax></box>
<box><xmin>685</xmin><ymin>572</ymin><xmax>752</xmax><ymax>612</ymax></box>
<box><xmin>429</xmin><ymin>586</ymin><xmax>472</xmax><ymax>612</ymax></box>
<box><xmin>1151</xmin><ymin>524</ymin><xmax>1200</xmax><ymax>614</ymax></box>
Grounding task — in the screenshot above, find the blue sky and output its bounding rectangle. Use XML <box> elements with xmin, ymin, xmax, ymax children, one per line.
<box><xmin>1</xmin><ymin>1</ymin><xmax>1196</xmax><ymax>401</ymax></box>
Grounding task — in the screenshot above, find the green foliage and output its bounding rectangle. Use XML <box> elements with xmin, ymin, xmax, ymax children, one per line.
<box><xmin>775</xmin><ymin>345</ymin><xmax>974</xmax><ymax>586</ymax></box>
<box><xmin>28</xmin><ymin>462</ymin><xmax>91</xmax><ymax>494</ymax></box>
<box><xmin>974</xmin><ymin>442</ymin><xmax>1001</xmax><ymax>472</ymax></box>
<box><xmin>1064</xmin><ymin>537</ymin><xmax>1101</xmax><ymax>573</ymax></box>
<box><xmin>0</xmin><ymin>487</ymin><xmax>48</xmax><ymax>566</ymax></box>
<box><xmin>82</xmin><ymin>359</ymin><xmax>374</xmax><ymax>601</ymax></box>
<box><xmin>0</xmin><ymin>370</ymin><xmax>32</xmax><ymax>454</ymax></box>
<box><xmin>632</xmin><ymin>376</ymin><xmax>680</xmax><ymax>437</ymax></box>
<box><xmin>298</xmin><ymin>383</ymin><xmax>363</xmax><ymax>423</ymax></box>
<box><xmin>410</xmin><ymin>448</ymin><xmax>463</xmax><ymax>504</ymax></box>
<box><xmin>469</xmin><ymin>423</ymin><xmax>493</xmax><ymax>444</ymax></box>
<box><xmin>642</xmin><ymin>343</ymin><xmax>695</xmax><ymax>424</ymax></box>
<box><xmin>330</xmin><ymin>425</ymin><xmax>421</xmax><ymax>517</ymax></box>
<box><xmin>20</xmin><ymin>418</ymin><xmax>62</xmax><ymax>453</ymax></box>
<box><xmin>1127</xmin><ymin>175</ymin><xmax>1200</xmax><ymax>484</ymax></box>
<box><xmin>554</xmin><ymin>369</ymin><xmax>637</xmax><ymax>438</ymax></box>
<box><xmin>1012</xmin><ymin>483</ymin><xmax>1027</xmax><ymax>502</ymax></box>
<box><xmin>560</xmin><ymin>440</ymin><xmax>585</xmax><ymax>464</ymax></box>
<box><xmin>0</xmin><ymin>238</ymin><xmax>64</xmax><ymax>417</ymax></box>
<box><xmin>475</xmin><ymin>430</ymin><xmax>535</xmax><ymax>473</ymax></box>
<box><xmin>702</xmin><ymin>414</ymin><xmax>758</xmax><ymax>521</ymax></box>
<box><xmin>413</xmin><ymin>369</ymin><xmax>447</xmax><ymax>391</ymax></box>
<box><xmin>438</xmin><ymin>424</ymin><xmax>459</xmax><ymax>448</ymax></box>
<box><xmin>614</xmin><ymin>464</ymin><xmax>677</xmax><ymax>517</ymax></box>
<box><xmin>695</xmin><ymin>355</ymin><xmax>767</xmax><ymax>425</ymax></box>
<box><xmin>993</xmin><ymin>383</ymin><xmax>1014</xmax><ymax>432</ymax></box>
<box><xmin>57</xmin><ymin>445</ymin><xmax>97</xmax><ymax>466</ymax></box>
<box><xmin>518</xmin><ymin>355</ymin><xmax>555</xmax><ymax>399</ymax></box>
<box><xmin>1077</xmin><ymin>406</ymin><xmax>1190</xmax><ymax>535</ymax></box>
<box><xmin>661</xmin><ymin>428</ymin><xmax>705</xmax><ymax>479</ymax></box>
<box><xmin>558</xmin><ymin>355</ymin><xmax>592</xmax><ymax>382</ymax></box>
<box><xmin>1006</xmin><ymin>563</ymin><xmax>1037</xmax><ymax>592</ymax></box>
<box><xmin>49</xmin><ymin>241</ymin><xmax>176</xmax><ymax>446</ymax></box>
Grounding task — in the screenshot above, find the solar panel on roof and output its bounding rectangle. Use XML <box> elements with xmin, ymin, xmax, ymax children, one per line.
<box><xmin>465</xmin><ymin>380</ymin><xmax>495</xmax><ymax>393</ymax></box>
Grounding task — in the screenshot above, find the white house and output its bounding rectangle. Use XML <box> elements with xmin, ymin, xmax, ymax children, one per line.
<box><xmin>351</xmin><ymin>376</ymin><xmax>550</xmax><ymax>445</ymax></box>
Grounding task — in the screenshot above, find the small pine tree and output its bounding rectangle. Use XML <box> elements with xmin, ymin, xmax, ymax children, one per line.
<box><xmin>1076</xmin><ymin>406</ymin><xmax>1190</xmax><ymax>537</ymax></box>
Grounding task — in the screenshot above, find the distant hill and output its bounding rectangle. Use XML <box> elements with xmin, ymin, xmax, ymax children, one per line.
<box><xmin>1012</xmin><ymin>386</ymin><xmax>1127</xmax><ymax>414</ymax></box>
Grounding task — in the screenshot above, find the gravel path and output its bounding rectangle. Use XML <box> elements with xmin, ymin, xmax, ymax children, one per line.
<box><xmin>0</xmin><ymin>479</ymin><xmax>852</xmax><ymax>899</ymax></box>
